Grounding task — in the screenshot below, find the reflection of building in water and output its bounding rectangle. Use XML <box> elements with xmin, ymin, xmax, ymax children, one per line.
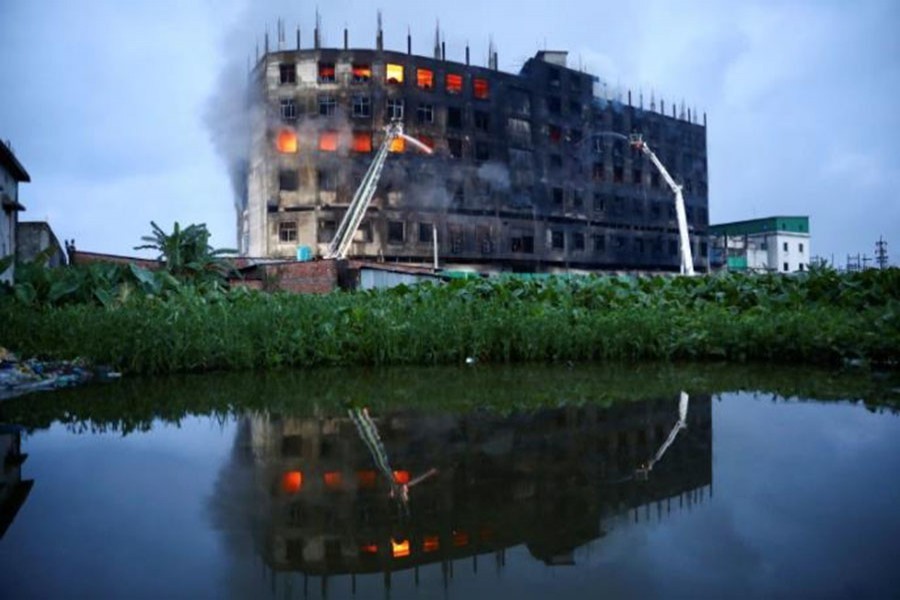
<box><xmin>0</xmin><ymin>424</ymin><xmax>34</xmax><ymax>538</ymax></box>
<box><xmin>239</xmin><ymin>396</ymin><xmax>711</xmax><ymax>584</ymax></box>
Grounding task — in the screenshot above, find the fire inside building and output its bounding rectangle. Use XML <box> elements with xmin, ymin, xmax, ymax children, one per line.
<box><xmin>239</xmin><ymin>21</ymin><xmax>709</xmax><ymax>273</ymax></box>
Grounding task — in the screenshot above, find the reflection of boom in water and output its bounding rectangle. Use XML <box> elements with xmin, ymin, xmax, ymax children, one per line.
<box><xmin>636</xmin><ymin>392</ymin><xmax>689</xmax><ymax>480</ymax></box>
<box><xmin>348</xmin><ymin>407</ymin><xmax>437</xmax><ymax>508</ymax></box>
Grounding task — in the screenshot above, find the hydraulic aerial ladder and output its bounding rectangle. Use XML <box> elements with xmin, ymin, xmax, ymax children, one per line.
<box><xmin>629</xmin><ymin>134</ymin><xmax>695</xmax><ymax>276</ymax></box>
<box><xmin>324</xmin><ymin>120</ymin><xmax>434</xmax><ymax>260</ymax></box>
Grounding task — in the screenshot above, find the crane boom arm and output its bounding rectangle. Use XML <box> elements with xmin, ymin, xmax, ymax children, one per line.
<box><xmin>630</xmin><ymin>135</ymin><xmax>695</xmax><ymax>276</ymax></box>
<box><xmin>325</xmin><ymin>122</ymin><xmax>433</xmax><ymax>260</ymax></box>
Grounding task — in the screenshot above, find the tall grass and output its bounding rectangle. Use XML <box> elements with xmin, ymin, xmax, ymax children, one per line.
<box><xmin>2</xmin><ymin>269</ymin><xmax>898</xmax><ymax>374</ymax></box>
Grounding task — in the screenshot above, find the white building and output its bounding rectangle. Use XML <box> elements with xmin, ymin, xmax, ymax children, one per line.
<box><xmin>710</xmin><ymin>216</ymin><xmax>810</xmax><ymax>273</ymax></box>
<box><xmin>0</xmin><ymin>140</ymin><xmax>30</xmax><ymax>284</ymax></box>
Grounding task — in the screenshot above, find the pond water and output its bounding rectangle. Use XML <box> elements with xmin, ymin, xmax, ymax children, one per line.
<box><xmin>1</xmin><ymin>365</ymin><xmax>899</xmax><ymax>598</ymax></box>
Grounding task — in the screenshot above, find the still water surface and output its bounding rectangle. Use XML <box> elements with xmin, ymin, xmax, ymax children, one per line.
<box><xmin>1</xmin><ymin>366</ymin><xmax>899</xmax><ymax>598</ymax></box>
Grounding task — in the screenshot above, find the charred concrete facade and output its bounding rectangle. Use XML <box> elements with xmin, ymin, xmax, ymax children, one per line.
<box><xmin>242</xmin><ymin>36</ymin><xmax>709</xmax><ymax>273</ymax></box>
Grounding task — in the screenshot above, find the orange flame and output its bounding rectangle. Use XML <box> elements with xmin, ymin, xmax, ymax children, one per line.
<box><xmin>360</xmin><ymin>543</ymin><xmax>378</xmax><ymax>555</ymax></box>
<box><xmin>474</xmin><ymin>78</ymin><xmax>489</xmax><ymax>99</ymax></box>
<box><xmin>276</xmin><ymin>129</ymin><xmax>298</xmax><ymax>153</ymax></box>
<box><xmin>357</xmin><ymin>470</ymin><xmax>377</xmax><ymax>488</ymax></box>
<box><xmin>323</xmin><ymin>471</ymin><xmax>343</xmax><ymax>489</ymax></box>
<box><xmin>452</xmin><ymin>531</ymin><xmax>469</xmax><ymax>547</ymax></box>
<box><xmin>389</xmin><ymin>137</ymin><xmax>405</xmax><ymax>153</ymax></box>
<box><xmin>391</xmin><ymin>538</ymin><xmax>410</xmax><ymax>558</ymax></box>
<box><xmin>281</xmin><ymin>471</ymin><xmax>302</xmax><ymax>493</ymax></box>
<box><xmin>423</xmin><ymin>536</ymin><xmax>440</xmax><ymax>553</ymax></box>
<box><xmin>393</xmin><ymin>470</ymin><xmax>410</xmax><ymax>485</ymax></box>
<box><xmin>352</xmin><ymin>132</ymin><xmax>373</xmax><ymax>153</ymax></box>
<box><xmin>319</xmin><ymin>131</ymin><xmax>338</xmax><ymax>152</ymax></box>
<box><xmin>416</xmin><ymin>68</ymin><xmax>434</xmax><ymax>89</ymax></box>
<box><xmin>446</xmin><ymin>73</ymin><xmax>463</xmax><ymax>94</ymax></box>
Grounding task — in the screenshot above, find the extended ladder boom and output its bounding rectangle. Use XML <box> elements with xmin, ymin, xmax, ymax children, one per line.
<box><xmin>325</xmin><ymin>121</ymin><xmax>432</xmax><ymax>260</ymax></box>
<box><xmin>630</xmin><ymin>135</ymin><xmax>695</xmax><ymax>276</ymax></box>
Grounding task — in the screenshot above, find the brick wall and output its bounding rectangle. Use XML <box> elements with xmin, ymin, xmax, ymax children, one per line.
<box><xmin>263</xmin><ymin>260</ymin><xmax>339</xmax><ymax>294</ymax></box>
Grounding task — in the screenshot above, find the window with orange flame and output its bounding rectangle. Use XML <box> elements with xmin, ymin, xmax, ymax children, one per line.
<box><xmin>360</xmin><ymin>543</ymin><xmax>378</xmax><ymax>555</ymax></box>
<box><xmin>423</xmin><ymin>536</ymin><xmax>440</xmax><ymax>553</ymax></box>
<box><xmin>389</xmin><ymin>136</ymin><xmax>405</xmax><ymax>153</ymax></box>
<box><xmin>416</xmin><ymin>136</ymin><xmax>435</xmax><ymax>151</ymax></box>
<box><xmin>323</xmin><ymin>471</ymin><xmax>343</xmax><ymax>489</ymax></box>
<box><xmin>282</xmin><ymin>471</ymin><xmax>302</xmax><ymax>493</ymax></box>
<box><xmin>318</xmin><ymin>63</ymin><xmax>335</xmax><ymax>83</ymax></box>
<box><xmin>352</xmin><ymin>64</ymin><xmax>371</xmax><ymax>82</ymax></box>
<box><xmin>386</xmin><ymin>63</ymin><xmax>404</xmax><ymax>84</ymax></box>
<box><xmin>391</xmin><ymin>539</ymin><xmax>410</xmax><ymax>558</ymax></box>
<box><xmin>452</xmin><ymin>531</ymin><xmax>469</xmax><ymax>547</ymax></box>
<box><xmin>357</xmin><ymin>469</ymin><xmax>377</xmax><ymax>487</ymax></box>
<box><xmin>319</xmin><ymin>131</ymin><xmax>338</xmax><ymax>152</ymax></box>
<box><xmin>393</xmin><ymin>470</ymin><xmax>410</xmax><ymax>485</ymax></box>
<box><xmin>445</xmin><ymin>73</ymin><xmax>463</xmax><ymax>94</ymax></box>
<box><xmin>473</xmin><ymin>78</ymin><xmax>489</xmax><ymax>99</ymax></box>
<box><xmin>276</xmin><ymin>129</ymin><xmax>298</xmax><ymax>153</ymax></box>
<box><xmin>416</xmin><ymin>68</ymin><xmax>434</xmax><ymax>89</ymax></box>
<box><xmin>352</xmin><ymin>132</ymin><xmax>373</xmax><ymax>153</ymax></box>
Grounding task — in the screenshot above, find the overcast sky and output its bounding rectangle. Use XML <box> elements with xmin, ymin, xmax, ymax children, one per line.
<box><xmin>1</xmin><ymin>0</ymin><xmax>897</xmax><ymax>264</ymax></box>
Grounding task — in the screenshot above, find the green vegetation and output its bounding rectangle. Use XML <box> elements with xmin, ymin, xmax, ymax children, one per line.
<box><xmin>1</xmin><ymin>266</ymin><xmax>898</xmax><ymax>374</ymax></box>
<box><xmin>1</xmin><ymin>363</ymin><xmax>897</xmax><ymax>435</ymax></box>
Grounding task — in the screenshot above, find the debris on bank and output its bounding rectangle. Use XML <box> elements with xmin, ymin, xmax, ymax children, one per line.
<box><xmin>0</xmin><ymin>347</ymin><xmax>119</xmax><ymax>400</ymax></box>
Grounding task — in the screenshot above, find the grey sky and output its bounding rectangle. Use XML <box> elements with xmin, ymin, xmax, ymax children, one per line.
<box><xmin>1</xmin><ymin>0</ymin><xmax>897</xmax><ymax>263</ymax></box>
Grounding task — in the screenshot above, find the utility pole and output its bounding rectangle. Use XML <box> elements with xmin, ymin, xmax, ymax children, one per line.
<box><xmin>875</xmin><ymin>236</ymin><xmax>889</xmax><ymax>269</ymax></box>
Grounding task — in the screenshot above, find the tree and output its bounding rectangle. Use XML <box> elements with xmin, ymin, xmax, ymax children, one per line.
<box><xmin>135</xmin><ymin>221</ymin><xmax>236</xmax><ymax>283</ymax></box>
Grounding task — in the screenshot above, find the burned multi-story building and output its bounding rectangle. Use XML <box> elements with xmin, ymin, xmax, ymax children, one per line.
<box><xmin>240</xmin><ymin>25</ymin><xmax>709</xmax><ymax>273</ymax></box>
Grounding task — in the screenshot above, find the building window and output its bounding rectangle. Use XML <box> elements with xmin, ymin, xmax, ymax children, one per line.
<box><xmin>593</xmin><ymin>234</ymin><xmax>606</xmax><ymax>253</ymax></box>
<box><xmin>613</xmin><ymin>166</ymin><xmax>624</xmax><ymax>183</ymax></box>
<box><xmin>783</xmin><ymin>262</ymin><xmax>789</xmax><ymax>272</ymax></box>
<box><xmin>318</xmin><ymin>220</ymin><xmax>336</xmax><ymax>243</ymax></box>
<box><xmin>318</xmin><ymin>63</ymin><xmax>335</xmax><ymax>83</ymax></box>
<box><xmin>592</xmin><ymin>163</ymin><xmax>605</xmax><ymax>181</ymax></box>
<box><xmin>416</xmin><ymin>68</ymin><xmax>434</xmax><ymax>89</ymax></box>
<box><xmin>569</xmin><ymin>100</ymin><xmax>581</xmax><ymax>116</ymax></box>
<box><xmin>352</xmin><ymin>131</ymin><xmax>372</xmax><ymax>153</ymax></box>
<box><xmin>447</xmin><ymin>106</ymin><xmax>463</xmax><ymax>129</ymax></box>
<box><xmin>417</xmin><ymin>135</ymin><xmax>435</xmax><ymax>151</ymax></box>
<box><xmin>280</xmin><ymin>99</ymin><xmax>297</xmax><ymax>121</ymax></box>
<box><xmin>475</xmin><ymin>142</ymin><xmax>490</xmax><ymax>162</ymax></box>
<box><xmin>417</xmin><ymin>103</ymin><xmax>434</xmax><ymax>124</ymax></box>
<box><xmin>474</xmin><ymin>110</ymin><xmax>489</xmax><ymax>132</ymax></box>
<box><xmin>507</xmin><ymin>118</ymin><xmax>531</xmax><ymax>145</ymax></box>
<box><xmin>548</xmin><ymin>68</ymin><xmax>560</xmax><ymax>86</ymax></box>
<box><xmin>279</xmin><ymin>63</ymin><xmax>296</xmax><ymax>84</ymax></box>
<box><xmin>573</xmin><ymin>191</ymin><xmax>583</xmax><ymax>208</ymax></box>
<box><xmin>511</xmin><ymin>234</ymin><xmax>534</xmax><ymax>254</ymax></box>
<box><xmin>701</xmin><ymin>241</ymin><xmax>708</xmax><ymax>257</ymax></box>
<box><xmin>279</xmin><ymin>221</ymin><xmax>297</xmax><ymax>243</ymax></box>
<box><xmin>352</xmin><ymin>96</ymin><xmax>371</xmax><ymax>117</ymax></box>
<box><xmin>386</xmin><ymin>63</ymin><xmax>404</xmax><ymax>84</ymax></box>
<box><xmin>276</xmin><ymin>129</ymin><xmax>298</xmax><ymax>153</ymax></box>
<box><xmin>419</xmin><ymin>223</ymin><xmax>433</xmax><ymax>243</ymax></box>
<box><xmin>318</xmin><ymin>95</ymin><xmax>337</xmax><ymax>116</ymax></box>
<box><xmin>279</xmin><ymin>169</ymin><xmax>298</xmax><ymax>191</ymax></box>
<box><xmin>551</xmin><ymin>230</ymin><xmax>564</xmax><ymax>250</ymax></box>
<box><xmin>573</xmin><ymin>232</ymin><xmax>585</xmax><ymax>251</ymax></box>
<box><xmin>388</xmin><ymin>220</ymin><xmax>405</xmax><ymax>243</ymax></box>
<box><xmin>799</xmin><ymin>242</ymin><xmax>804</xmax><ymax>253</ymax></box>
<box><xmin>318</xmin><ymin>131</ymin><xmax>338</xmax><ymax>152</ymax></box>
<box><xmin>651</xmin><ymin>173</ymin><xmax>660</xmax><ymax>188</ymax></box>
<box><xmin>447</xmin><ymin>137</ymin><xmax>463</xmax><ymax>158</ymax></box>
<box><xmin>550</xmin><ymin>154</ymin><xmax>562</xmax><ymax>169</ymax></box>
<box><xmin>636</xmin><ymin>238</ymin><xmax>645</xmax><ymax>254</ymax></box>
<box><xmin>799</xmin><ymin>263</ymin><xmax>805</xmax><ymax>272</ymax></box>
<box><xmin>445</xmin><ymin>73</ymin><xmax>463</xmax><ymax>94</ymax></box>
<box><xmin>473</xmin><ymin>78</ymin><xmax>489</xmax><ymax>99</ymax></box>
<box><xmin>593</xmin><ymin>193</ymin><xmax>605</xmax><ymax>213</ymax></box>
<box><xmin>669</xmin><ymin>240</ymin><xmax>678</xmax><ymax>255</ymax></box>
<box><xmin>387</xmin><ymin>98</ymin><xmax>404</xmax><ymax>120</ymax></box>
<box><xmin>552</xmin><ymin>187</ymin><xmax>563</xmax><ymax>205</ymax></box>
<box><xmin>352</xmin><ymin>64</ymin><xmax>371</xmax><ymax>82</ymax></box>
<box><xmin>549</xmin><ymin>125</ymin><xmax>562</xmax><ymax>143</ymax></box>
<box><xmin>783</xmin><ymin>242</ymin><xmax>788</xmax><ymax>252</ymax></box>
<box><xmin>317</xmin><ymin>169</ymin><xmax>337</xmax><ymax>191</ymax></box>
<box><xmin>633</xmin><ymin>169</ymin><xmax>642</xmax><ymax>185</ymax></box>
<box><xmin>548</xmin><ymin>96</ymin><xmax>561</xmax><ymax>115</ymax></box>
